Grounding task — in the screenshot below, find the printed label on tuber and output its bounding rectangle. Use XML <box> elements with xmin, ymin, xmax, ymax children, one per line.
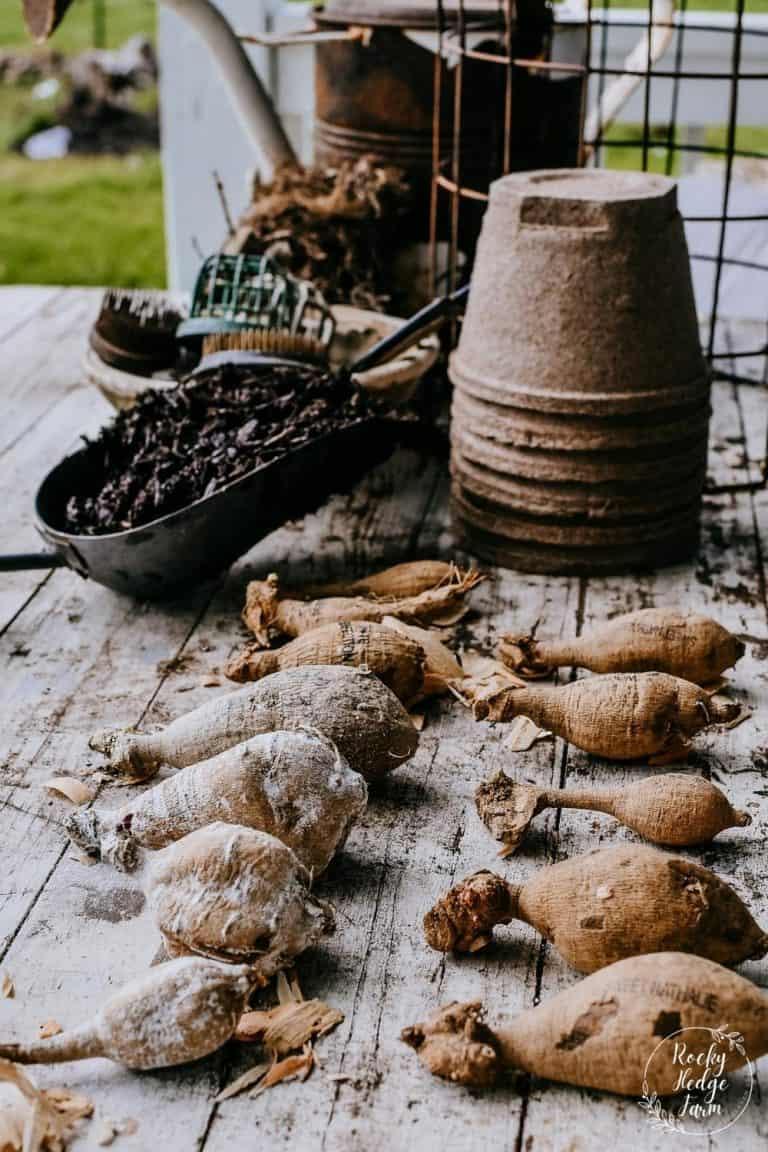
<box><xmin>639</xmin><ymin>1025</ymin><xmax>755</xmax><ymax>1136</ymax></box>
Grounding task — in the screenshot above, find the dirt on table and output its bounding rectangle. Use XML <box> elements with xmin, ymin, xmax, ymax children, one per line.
<box><xmin>232</xmin><ymin>158</ymin><xmax>411</xmax><ymax>312</ymax></box>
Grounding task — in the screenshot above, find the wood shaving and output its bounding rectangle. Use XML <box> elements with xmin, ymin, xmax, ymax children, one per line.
<box><xmin>1</xmin><ymin>972</ymin><xmax>14</xmax><ymax>999</ymax></box>
<box><xmin>275</xmin><ymin>969</ymin><xmax>299</xmax><ymax>1007</ymax></box>
<box><xmin>43</xmin><ymin>778</ymin><xmax>94</xmax><ymax>806</ymax></box>
<box><xmin>221</xmin><ymin>971</ymin><xmax>340</xmax><ymax>1102</ymax></box>
<box><xmin>0</xmin><ymin>1060</ymin><xmax>69</xmax><ymax>1152</ymax></box>
<box><xmin>43</xmin><ymin>1089</ymin><xmax>93</xmax><ymax>1122</ymax></box>
<box><xmin>235</xmin><ymin>1000</ymin><xmax>343</xmax><ymax>1057</ymax></box>
<box><xmin>503</xmin><ymin>715</ymin><xmax>553</xmax><ymax>753</ymax></box>
<box><xmin>199</xmin><ymin>677</ymin><xmax>221</xmax><ymax>688</ymax></box>
<box><xmin>95</xmin><ymin>1120</ymin><xmax>116</xmax><ymax>1146</ymax></box>
<box><xmin>467</xmin><ymin>935</ymin><xmax>491</xmax><ymax>953</ymax></box>
<box><xmin>215</xmin><ymin>1062</ymin><xmax>270</xmax><ymax>1102</ymax></box>
<box><xmin>0</xmin><ymin>1087</ymin><xmax>27</xmax><ymax>1152</ymax></box>
<box><xmin>451</xmin><ymin>651</ymin><xmax>527</xmax><ymax>711</ymax></box>
<box><xmin>38</xmin><ymin>1021</ymin><xmax>62</xmax><ymax>1040</ymax></box>
<box><xmin>251</xmin><ymin>1047</ymin><xmax>314</xmax><ymax>1097</ymax></box>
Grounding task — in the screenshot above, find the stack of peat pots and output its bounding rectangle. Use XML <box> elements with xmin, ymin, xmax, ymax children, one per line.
<box><xmin>450</xmin><ymin>169</ymin><xmax>711</xmax><ymax>573</ymax></box>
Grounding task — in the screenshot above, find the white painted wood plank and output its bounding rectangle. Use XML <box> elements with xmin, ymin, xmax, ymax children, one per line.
<box><xmin>0</xmin><ymin>289</ymin><xmax>100</xmax><ymax>461</ymax></box>
<box><xmin>0</xmin><ymin>287</ymin><xmax>61</xmax><ymax>343</ymax></box>
<box><xmin>0</xmin><ymin>385</ymin><xmax>114</xmax><ymax>634</ymax></box>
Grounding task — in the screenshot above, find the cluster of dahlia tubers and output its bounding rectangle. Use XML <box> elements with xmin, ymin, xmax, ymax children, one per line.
<box><xmin>7</xmin><ymin>563</ymin><xmax>768</xmax><ymax>1106</ymax></box>
<box><xmin>407</xmin><ymin>604</ymin><xmax>768</xmax><ymax>1097</ymax></box>
<box><xmin>4</xmin><ymin>562</ymin><xmax>476</xmax><ymax>1076</ymax></box>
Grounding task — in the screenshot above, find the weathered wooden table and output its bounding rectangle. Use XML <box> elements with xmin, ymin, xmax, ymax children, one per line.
<box><xmin>0</xmin><ymin>286</ymin><xmax>766</xmax><ymax>1150</ymax></box>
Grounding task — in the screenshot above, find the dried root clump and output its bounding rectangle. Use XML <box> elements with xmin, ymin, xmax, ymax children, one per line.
<box><xmin>69</xmin><ymin>729</ymin><xmax>367</xmax><ymax>874</ymax></box>
<box><xmin>500</xmin><ymin>609</ymin><xmax>745</xmax><ymax>685</ymax></box>
<box><xmin>476</xmin><ymin>771</ymin><xmax>752</xmax><ymax>854</ymax></box>
<box><xmin>424</xmin><ymin>845</ymin><xmax>767</xmax><ymax>971</ymax></box>
<box><xmin>242</xmin><ymin>567</ymin><xmax>483</xmax><ymax>647</ymax></box>
<box><xmin>146</xmin><ymin>824</ymin><xmax>335</xmax><ymax>976</ymax></box>
<box><xmin>234</xmin><ymin>158</ymin><xmax>411</xmax><ymax>310</ymax></box>
<box><xmin>401</xmin><ymin>1002</ymin><xmax>501</xmax><ymax>1089</ymax></box>
<box><xmin>474</xmin><ymin>672</ymin><xmax>740</xmax><ymax>763</ymax></box>
<box><xmin>423</xmin><ymin>871</ymin><xmax>515</xmax><ymax>953</ymax></box>
<box><xmin>0</xmin><ymin>958</ymin><xmax>253</xmax><ymax>1070</ymax></box>
<box><xmin>90</xmin><ymin>665</ymin><xmax>418</xmax><ymax>784</ymax></box>
<box><xmin>404</xmin><ymin>953</ymin><xmax>768</xmax><ymax>1097</ymax></box>
<box><xmin>225</xmin><ymin>621</ymin><xmax>427</xmax><ymax>705</ymax></box>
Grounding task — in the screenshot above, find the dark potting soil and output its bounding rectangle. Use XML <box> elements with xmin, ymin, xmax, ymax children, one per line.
<box><xmin>64</xmin><ymin>363</ymin><xmax>372</xmax><ymax>535</ymax></box>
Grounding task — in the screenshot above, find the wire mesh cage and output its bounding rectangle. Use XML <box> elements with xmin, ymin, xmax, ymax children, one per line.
<box><xmin>429</xmin><ymin>0</ymin><xmax>768</xmax><ymax>423</ymax></box>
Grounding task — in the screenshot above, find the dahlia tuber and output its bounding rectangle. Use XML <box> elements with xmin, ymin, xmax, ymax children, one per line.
<box><xmin>298</xmin><ymin>560</ymin><xmax>460</xmax><ymax>600</ymax></box>
<box><xmin>501</xmin><ymin>609</ymin><xmax>745</xmax><ymax>685</ymax></box>
<box><xmin>68</xmin><ymin>729</ymin><xmax>367</xmax><ymax>873</ymax></box>
<box><xmin>476</xmin><ymin>771</ymin><xmax>751</xmax><ymax>854</ymax></box>
<box><xmin>380</xmin><ymin>617</ymin><xmax>464</xmax><ymax>693</ymax></box>
<box><xmin>90</xmin><ymin>665</ymin><xmax>418</xmax><ymax>783</ymax></box>
<box><xmin>242</xmin><ymin>568</ymin><xmax>483</xmax><ymax>647</ymax></box>
<box><xmin>145</xmin><ymin>823</ymin><xmax>335</xmax><ymax>976</ymax></box>
<box><xmin>225</xmin><ymin>621</ymin><xmax>427</xmax><ymax>704</ymax></box>
<box><xmin>402</xmin><ymin>952</ymin><xmax>768</xmax><ymax>1095</ymax></box>
<box><xmin>474</xmin><ymin>672</ymin><xmax>740</xmax><ymax>763</ymax></box>
<box><xmin>0</xmin><ymin>958</ymin><xmax>253</xmax><ymax>1070</ymax></box>
<box><xmin>423</xmin><ymin>844</ymin><xmax>767</xmax><ymax>971</ymax></box>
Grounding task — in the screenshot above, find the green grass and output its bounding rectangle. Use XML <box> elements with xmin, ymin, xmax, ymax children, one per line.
<box><xmin>0</xmin><ymin>1</ymin><xmax>163</xmax><ymax>288</ymax></box>
<box><xmin>601</xmin><ymin>122</ymin><xmax>768</xmax><ymax>175</ymax></box>
<box><xmin>0</xmin><ymin>152</ymin><xmax>165</xmax><ymax>286</ymax></box>
<box><xmin>0</xmin><ymin>83</ymin><xmax>59</xmax><ymax>152</ymax></box>
<box><xmin>0</xmin><ymin>0</ymin><xmax>156</xmax><ymax>53</ymax></box>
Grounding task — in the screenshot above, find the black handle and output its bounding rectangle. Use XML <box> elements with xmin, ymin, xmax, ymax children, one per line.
<box><xmin>0</xmin><ymin>551</ymin><xmax>67</xmax><ymax>572</ymax></box>
<box><xmin>350</xmin><ymin>284</ymin><xmax>471</xmax><ymax>375</ymax></box>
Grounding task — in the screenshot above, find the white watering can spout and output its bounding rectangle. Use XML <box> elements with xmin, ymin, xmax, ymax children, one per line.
<box><xmin>568</xmin><ymin>0</ymin><xmax>677</xmax><ymax>150</ymax></box>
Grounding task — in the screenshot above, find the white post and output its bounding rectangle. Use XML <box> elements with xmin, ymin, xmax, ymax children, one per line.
<box><xmin>159</xmin><ymin>0</ymin><xmax>296</xmax><ymax>291</ymax></box>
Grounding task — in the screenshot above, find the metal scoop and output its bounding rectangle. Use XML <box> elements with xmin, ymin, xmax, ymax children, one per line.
<box><xmin>0</xmin><ymin>287</ymin><xmax>468</xmax><ymax>598</ymax></box>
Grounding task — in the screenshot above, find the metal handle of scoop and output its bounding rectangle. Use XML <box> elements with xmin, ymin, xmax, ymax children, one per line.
<box><xmin>0</xmin><ymin>551</ymin><xmax>67</xmax><ymax>571</ymax></box>
<box><xmin>350</xmin><ymin>284</ymin><xmax>470</xmax><ymax>376</ymax></box>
